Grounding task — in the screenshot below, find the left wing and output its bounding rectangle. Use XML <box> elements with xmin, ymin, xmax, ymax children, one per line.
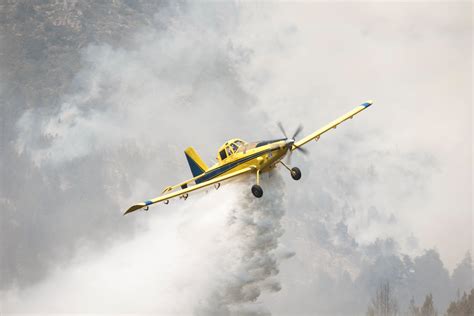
<box><xmin>293</xmin><ymin>100</ymin><xmax>374</xmax><ymax>150</ymax></box>
<box><xmin>124</xmin><ymin>166</ymin><xmax>256</xmax><ymax>215</ymax></box>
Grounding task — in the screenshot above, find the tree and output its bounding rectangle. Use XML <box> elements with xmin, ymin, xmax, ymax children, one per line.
<box><xmin>420</xmin><ymin>293</ymin><xmax>437</xmax><ymax>316</ymax></box>
<box><xmin>366</xmin><ymin>281</ymin><xmax>399</xmax><ymax>316</ymax></box>
<box><xmin>413</xmin><ymin>250</ymin><xmax>450</xmax><ymax>309</ymax></box>
<box><xmin>446</xmin><ymin>288</ymin><xmax>473</xmax><ymax>316</ymax></box>
<box><xmin>407</xmin><ymin>296</ymin><xmax>420</xmax><ymax>316</ymax></box>
<box><xmin>451</xmin><ymin>252</ymin><xmax>473</xmax><ymax>295</ymax></box>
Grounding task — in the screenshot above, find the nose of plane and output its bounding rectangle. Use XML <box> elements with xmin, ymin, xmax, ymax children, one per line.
<box><xmin>285</xmin><ymin>138</ymin><xmax>295</xmax><ymax>147</ymax></box>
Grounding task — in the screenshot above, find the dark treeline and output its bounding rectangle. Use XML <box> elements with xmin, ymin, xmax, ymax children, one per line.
<box><xmin>365</xmin><ymin>251</ymin><xmax>473</xmax><ymax>316</ymax></box>
<box><xmin>312</xmin><ymin>248</ymin><xmax>473</xmax><ymax>315</ymax></box>
<box><xmin>446</xmin><ymin>289</ymin><xmax>474</xmax><ymax>316</ymax></box>
<box><xmin>367</xmin><ymin>284</ymin><xmax>472</xmax><ymax>316</ymax></box>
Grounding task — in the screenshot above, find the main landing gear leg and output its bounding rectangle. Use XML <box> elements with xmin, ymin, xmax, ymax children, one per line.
<box><xmin>280</xmin><ymin>161</ymin><xmax>302</xmax><ymax>181</ymax></box>
<box><xmin>251</xmin><ymin>169</ymin><xmax>263</xmax><ymax>198</ymax></box>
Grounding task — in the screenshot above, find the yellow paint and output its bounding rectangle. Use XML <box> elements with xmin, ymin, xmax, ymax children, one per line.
<box><xmin>184</xmin><ymin>146</ymin><xmax>209</xmax><ymax>171</ymax></box>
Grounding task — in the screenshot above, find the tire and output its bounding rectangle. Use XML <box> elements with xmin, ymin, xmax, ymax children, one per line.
<box><xmin>251</xmin><ymin>184</ymin><xmax>263</xmax><ymax>198</ymax></box>
<box><xmin>291</xmin><ymin>167</ymin><xmax>302</xmax><ymax>180</ymax></box>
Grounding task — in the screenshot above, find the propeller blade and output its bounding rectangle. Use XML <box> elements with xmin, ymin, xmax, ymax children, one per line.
<box><xmin>294</xmin><ymin>145</ymin><xmax>309</xmax><ymax>155</ymax></box>
<box><xmin>292</xmin><ymin>124</ymin><xmax>303</xmax><ymax>139</ymax></box>
<box><xmin>277</xmin><ymin>121</ymin><xmax>288</xmax><ymax>139</ymax></box>
<box><xmin>287</xmin><ymin>145</ymin><xmax>308</xmax><ymax>164</ymax></box>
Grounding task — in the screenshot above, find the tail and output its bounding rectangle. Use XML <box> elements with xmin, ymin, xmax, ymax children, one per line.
<box><xmin>184</xmin><ymin>147</ymin><xmax>209</xmax><ymax>178</ymax></box>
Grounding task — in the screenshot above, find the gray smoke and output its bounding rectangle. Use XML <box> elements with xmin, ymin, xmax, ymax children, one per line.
<box><xmin>196</xmin><ymin>175</ymin><xmax>289</xmax><ymax>316</ymax></box>
<box><xmin>1</xmin><ymin>1</ymin><xmax>260</xmax><ymax>291</ymax></box>
<box><xmin>2</xmin><ymin>176</ymin><xmax>290</xmax><ymax>315</ymax></box>
<box><xmin>2</xmin><ymin>2</ymin><xmax>290</xmax><ymax>314</ymax></box>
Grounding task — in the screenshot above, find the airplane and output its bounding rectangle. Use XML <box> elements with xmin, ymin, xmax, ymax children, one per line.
<box><xmin>124</xmin><ymin>100</ymin><xmax>374</xmax><ymax>215</ymax></box>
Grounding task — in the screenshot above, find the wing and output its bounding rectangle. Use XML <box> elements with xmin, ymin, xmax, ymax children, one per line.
<box><xmin>124</xmin><ymin>166</ymin><xmax>256</xmax><ymax>215</ymax></box>
<box><xmin>292</xmin><ymin>100</ymin><xmax>374</xmax><ymax>150</ymax></box>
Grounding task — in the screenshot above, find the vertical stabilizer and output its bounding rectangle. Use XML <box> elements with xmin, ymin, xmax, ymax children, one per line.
<box><xmin>184</xmin><ymin>147</ymin><xmax>209</xmax><ymax>178</ymax></box>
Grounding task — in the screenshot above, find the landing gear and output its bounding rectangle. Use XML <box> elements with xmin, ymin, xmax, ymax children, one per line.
<box><xmin>280</xmin><ymin>161</ymin><xmax>302</xmax><ymax>180</ymax></box>
<box><xmin>251</xmin><ymin>184</ymin><xmax>263</xmax><ymax>198</ymax></box>
<box><xmin>251</xmin><ymin>169</ymin><xmax>264</xmax><ymax>198</ymax></box>
<box><xmin>290</xmin><ymin>167</ymin><xmax>301</xmax><ymax>180</ymax></box>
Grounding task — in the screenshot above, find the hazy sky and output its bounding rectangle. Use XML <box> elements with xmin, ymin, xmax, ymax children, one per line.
<box><xmin>1</xmin><ymin>1</ymin><xmax>472</xmax><ymax>315</ymax></box>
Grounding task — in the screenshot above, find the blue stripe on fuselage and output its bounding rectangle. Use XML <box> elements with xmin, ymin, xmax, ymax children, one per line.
<box><xmin>195</xmin><ymin>147</ymin><xmax>279</xmax><ymax>184</ymax></box>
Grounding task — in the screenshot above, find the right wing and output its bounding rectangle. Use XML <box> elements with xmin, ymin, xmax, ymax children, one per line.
<box><xmin>293</xmin><ymin>100</ymin><xmax>374</xmax><ymax>150</ymax></box>
<box><xmin>124</xmin><ymin>166</ymin><xmax>256</xmax><ymax>215</ymax></box>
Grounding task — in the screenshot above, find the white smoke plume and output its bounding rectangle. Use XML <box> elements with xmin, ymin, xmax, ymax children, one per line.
<box><xmin>2</xmin><ymin>176</ymin><xmax>289</xmax><ymax>315</ymax></box>
<box><xmin>4</xmin><ymin>3</ymin><xmax>295</xmax><ymax>313</ymax></box>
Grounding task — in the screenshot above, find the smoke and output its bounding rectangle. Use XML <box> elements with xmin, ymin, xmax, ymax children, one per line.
<box><xmin>2</xmin><ymin>3</ymin><xmax>291</xmax><ymax>314</ymax></box>
<box><xmin>2</xmin><ymin>1</ymin><xmax>264</xmax><ymax>291</ymax></box>
<box><xmin>2</xmin><ymin>176</ymin><xmax>290</xmax><ymax>315</ymax></box>
<box><xmin>195</xmin><ymin>175</ymin><xmax>289</xmax><ymax>316</ymax></box>
<box><xmin>15</xmin><ymin>3</ymin><xmax>254</xmax><ymax>167</ymax></box>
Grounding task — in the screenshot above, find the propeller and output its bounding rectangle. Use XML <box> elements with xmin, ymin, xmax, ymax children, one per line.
<box><xmin>292</xmin><ymin>124</ymin><xmax>303</xmax><ymax>139</ymax></box>
<box><xmin>277</xmin><ymin>121</ymin><xmax>288</xmax><ymax>139</ymax></box>
<box><xmin>276</xmin><ymin>122</ymin><xmax>309</xmax><ymax>164</ymax></box>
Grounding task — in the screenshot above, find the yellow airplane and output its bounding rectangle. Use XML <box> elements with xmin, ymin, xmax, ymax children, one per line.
<box><xmin>124</xmin><ymin>101</ymin><xmax>374</xmax><ymax>215</ymax></box>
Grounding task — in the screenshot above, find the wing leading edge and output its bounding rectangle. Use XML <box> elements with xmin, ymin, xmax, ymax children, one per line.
<box><xmin>123</xmin><ymin>166</ymin><xmax>256</xmax><ymax>215</ymax></box>
<box><xmin>292</xmin><ymin>100</ymin><xmax>373</xmax><ymax>150</ymax></box>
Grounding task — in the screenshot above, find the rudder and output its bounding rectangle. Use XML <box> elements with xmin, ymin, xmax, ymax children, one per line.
<box><xmin>184</xmin><ymin>147</ymin><xmax>209</xmax><ymax>178</ymax></box>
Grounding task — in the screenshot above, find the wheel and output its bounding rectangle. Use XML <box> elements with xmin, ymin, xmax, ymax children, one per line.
<box><xmin>291</xmin><ymin>167</ymin><xmax>302</xmax><ymax>180</ymax></box>
<box><xmin>251</xmin><ymin>184</ymin><xmax>263</xmax><ymax>198</ymax></box>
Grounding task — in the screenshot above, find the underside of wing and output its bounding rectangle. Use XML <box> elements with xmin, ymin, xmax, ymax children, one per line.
<box><xmin>293</xmin><ymin>100</ymin><xmax>373</xmax><ymax>150</ymax></box>
<box><xmin>124</xmin><ymin>166</ymin><xmax>256</xmax><ymax>215</ymax></box>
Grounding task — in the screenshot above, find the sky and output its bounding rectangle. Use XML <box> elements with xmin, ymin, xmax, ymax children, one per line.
<box><xmin>1</xmin><ymin>1</ymin><xmax>472</xmax><ymax>315</ymax></box>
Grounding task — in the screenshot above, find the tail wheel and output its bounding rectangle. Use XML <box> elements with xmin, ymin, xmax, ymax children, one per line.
<box><xmin>251</xmin><ymin>184</ymin><xmax>263</xmax><ymax>198</ymax></box>
<box><xmin>291</xmin><ymin>167</ymin><xmax>302</xmax><ymax>180</ymax></box>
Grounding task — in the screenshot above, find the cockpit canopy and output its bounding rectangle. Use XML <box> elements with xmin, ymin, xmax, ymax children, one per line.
<box><xmin>217</xmin><ymin>139</ymin><xmax>246</xmax><ymax>161</ymax></box>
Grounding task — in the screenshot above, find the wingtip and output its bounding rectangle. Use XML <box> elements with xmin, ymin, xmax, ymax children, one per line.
<box><xmin>123</xmin><ymin>203</ymin><xmax>146</xmax><ymax>216</ymax></box>
<box><xmin>361</xmin><ymin>100</ymin><xmax>374</xmax><ymax>108</ymax></box>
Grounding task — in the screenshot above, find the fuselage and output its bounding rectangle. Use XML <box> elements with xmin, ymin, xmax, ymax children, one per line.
<box><xmin>194</xmin><ymin>138</ymin><xmax>292</xmax><ymax>184</ymax></box>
